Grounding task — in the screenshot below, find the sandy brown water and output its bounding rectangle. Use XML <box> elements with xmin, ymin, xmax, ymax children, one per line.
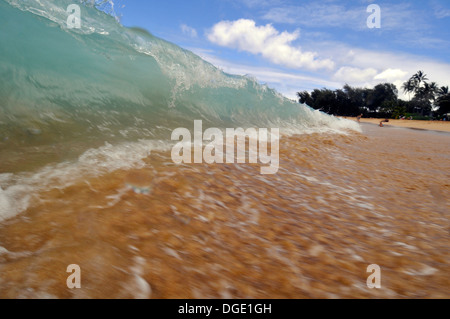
<box><xmin>0</xmin><ymin>124</ymin><xmax>449</xmax><ymax>299</ymax></box>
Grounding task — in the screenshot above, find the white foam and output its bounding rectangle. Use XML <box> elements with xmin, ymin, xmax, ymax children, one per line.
<box><xmin>0</xmin><ymin>139</ymin><xmax>171</xmax><ymax>222</ymax></box>
<box><xmin>0</xmin><ymin>188</ymin><xmax>11</xmax><ymax>219</ymax></box>
<box><xmin>0</xmin><ymin>246</ymin><xmax>9</xmax><ymax>255</ymax></box>
<box><xmin>0</xmin><ymin>186</ymin><xmax>31</xmax><ymax>223</ymax></box>
<box><xmin>125</xmin><ymin>256</ymin><xmax>152</xmax><ymax>299</ymax></box>
<box><xmin>299</xmin><ymin>109</ymin><xmax>361</xmax><ymax>135</ymax></box>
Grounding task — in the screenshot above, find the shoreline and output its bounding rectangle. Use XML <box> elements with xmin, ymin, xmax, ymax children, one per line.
<box><xmin>342</xmin><ymin>117</ymin><xmax>450</xmax><ymax>133</ymax></box>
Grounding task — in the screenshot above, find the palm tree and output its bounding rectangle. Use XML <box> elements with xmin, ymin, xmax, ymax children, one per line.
<box><xmin>402</xmin><ymin>79</ymin><xmax>415</xmax><ymax>101</ymax></box>
<box><xmin>416</xmin><ymin>81</ymin><xmax>439</xmax><ymax>117</ymax></box>
<box><xmin>436</xmin><ymin>87</ymin><xmax>450</xmax><ymax>116</ymax></box>
<box><xmin>403</xmin><ymin>71</ymin><xmax>428</xmax><ymax>101</ymax></box>
<box><xmin>412</xmin><ymin>70</ymin><xmax>428</xmax><ymax>94</ymax></box>
<box><xmin>405</xmin><ymin>71</ymin><xmax>435</xmax><ymax>116</ymax></box>
<box><xmin>438</xmin><ymin>86</ymin><xmax>449</xmax><ymax>97</ymax></box>
<box><xmin>428</xmin><ymin>82</ymin><xmax>439</xmax><ymax>100</ymax></box>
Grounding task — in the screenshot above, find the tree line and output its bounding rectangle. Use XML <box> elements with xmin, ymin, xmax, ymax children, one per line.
<box><xmin>297</xmin><ymin>71</ymin><xmax>450</xmax><ymax>120</ymax></box>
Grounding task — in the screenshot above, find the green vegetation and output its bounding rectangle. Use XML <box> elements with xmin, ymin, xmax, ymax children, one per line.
<box><xmin>297</xmin><ymin>71</ymin><xmax>450</xmax><ymax>120</ymax></box>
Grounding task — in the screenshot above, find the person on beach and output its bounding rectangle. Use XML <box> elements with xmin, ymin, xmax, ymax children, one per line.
<box><xmin>379</xmin><ymin>118</ymin><xmax>389</xmax><ymax>127</ymax></box>
<box><xmin>357</xmin><ymin>114</ymin><xmax>363</xmax><ymax>123</ymax></box>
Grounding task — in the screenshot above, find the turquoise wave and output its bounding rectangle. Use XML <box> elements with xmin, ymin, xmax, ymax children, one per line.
<box><xmin>0</xmin><ymin>0</ymin><xmax>358</xmax><ymax>171</ymax></box>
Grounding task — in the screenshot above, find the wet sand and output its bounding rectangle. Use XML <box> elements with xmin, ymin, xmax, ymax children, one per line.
<box><xmin>0</xmin><ymin>124</ymin><xmax>449</xmax><ymax>299</ymax></box>
<box><xmin>345</xmin><ymin>117</ymin><xmax>450</xmax><ymax>132</ymax></box>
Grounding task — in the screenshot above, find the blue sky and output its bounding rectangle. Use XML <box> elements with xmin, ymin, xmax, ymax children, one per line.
<box><xmin>116</xmin><ymin>0</ymin><xmax>450</xmax><ymax>100</ymax></box>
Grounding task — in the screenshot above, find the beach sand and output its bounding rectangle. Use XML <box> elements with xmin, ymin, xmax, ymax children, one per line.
<box><xmin>0</xmin><ymin>124</ymin><xmax>449</xmax><ymax>299</ymax></box>
<box><xmin>345</xmin><ymin>117</ymin><xmax>450</xmax><ymax>132</ymax></box>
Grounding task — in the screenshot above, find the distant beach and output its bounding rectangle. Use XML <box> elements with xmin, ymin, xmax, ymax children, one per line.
<box><xmin>344</xmin><ymin>117</ymin><xmax>450</xmax><ymax>132</ymax></box>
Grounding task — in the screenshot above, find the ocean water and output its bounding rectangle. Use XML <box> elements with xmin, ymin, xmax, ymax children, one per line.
<box><xmin>0</xmin><ymin>1</ymin><xmax>448</xmax><ymax>299</ymax></box>
<box><xmin>0</xmin><ymin>0</ymin><xmax>358</xmax><ymax>219</ymax></box>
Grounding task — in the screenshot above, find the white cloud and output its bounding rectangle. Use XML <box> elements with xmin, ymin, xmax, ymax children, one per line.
<box><xmin>191</xmin><ymin>42</ymin><xmax>450</xmax><ymax>101</ymax></box>
<box><xmin>342</xmin><ymin>47</ymin><xmax>450</xmax><ymax>86</ymax></box>
<box><xmin>207</xmin><ymin>19</ymin><xmax>335</xmax><ymax>71</ymax></box>
<box><xmin>323</xmin><ymin>44</ymin><xmax>450</xmax><ymax>99</ymax></box>
<box><xmin>333</xmin><ymin>66</ymin><xmax>377</xmax><ymax>84</ymax></box>
<box><xmin>180</xmin><ymin>24</ymin><xmax>198</xmax><ymax>38</ymax></box>
<box><xmin>374</xmin><ymin>68</ymin><xmax>408</xmax><ymax>82</ymax></box>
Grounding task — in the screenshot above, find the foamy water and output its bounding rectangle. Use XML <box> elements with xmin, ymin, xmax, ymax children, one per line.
<box><xmin>0</xmin><ymin>125</ymin><xmax>448</xmax><ymax>299</ymax></box>
<box><xmin>0</xmin><ymin>139</ymin><xmax>173</xmax><ymax>222</ymax></box>
<box><xmin>0</xmin><ymin>121</ymin><xmax>360</xmax><ymax>223</ymax></box>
